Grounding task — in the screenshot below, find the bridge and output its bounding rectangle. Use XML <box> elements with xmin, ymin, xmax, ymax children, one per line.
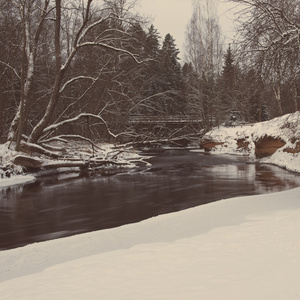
<box><xmin>125</xmin><ymin>115</ymin><xmax>204</xmax><ymax>138</ymax></box>
<box><xmin>127</xmin><ymin>115</ymin><xmax>203</xmax><ymax>126</ymax></box>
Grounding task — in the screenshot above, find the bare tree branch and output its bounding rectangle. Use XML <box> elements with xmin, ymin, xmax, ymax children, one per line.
<box><xmin>42</xmin><ymin>113</ymin><xmax>119</xmax><ymax>138</ymax></box>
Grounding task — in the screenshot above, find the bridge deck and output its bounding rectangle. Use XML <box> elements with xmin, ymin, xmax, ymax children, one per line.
<box><xmin>128</xmin><ymin>116</ymin><xmax>202</xmax><ymax>124</ymax></box>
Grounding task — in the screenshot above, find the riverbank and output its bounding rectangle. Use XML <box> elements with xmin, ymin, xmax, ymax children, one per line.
<box><xmin>0</xmin><ymin>185</ymin><xmax>299</xmax><ymax>299</ymax></box>
<box><xmin>0</xmin><ymin>142</ymin><xmax>149</xmax><ymax>187</ymax></box>
<box><xmin>200</xmin><ymin>111</ymin><xmax>300</xmax><ymax>173</ymax></box>
<box><xmin>1</xmin><ymin>112</ymin><xmax>299</xmax><ymax>186</ymax></box>
<box><xmin>1</xmin><ymin>114</ymin><xmax>300</xmax><ymax>298</ymax></box>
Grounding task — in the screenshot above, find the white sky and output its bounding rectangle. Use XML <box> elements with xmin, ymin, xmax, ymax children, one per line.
<box><xmin>137</xmin><ymin>0</ymin><xmax>238</xmax><ymax>59</ymax></box>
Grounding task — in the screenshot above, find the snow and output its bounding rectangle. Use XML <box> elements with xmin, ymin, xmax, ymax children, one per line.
<box><xmin>202</xmin><ymin>111</ymin><xmax>300</xmax><ymax>173</ymax></box>
<box><xmin>0</xmin><ymin>187</ymin><xmax>300</xmax><ymax>299</ymax></box>
<box><xmin>0</xmin><ymin>142</ymin><xmax>148</xmax><ymax>188</ymax></box>
<box><xmin>0</xmin><ymin>175</ymin><xmax>35</xmax><ymax>188</ymax></box>
<box><xmin>0</xmin><ymin>112</ymin><xmax>300</xmax><ymax>299</ymax></box>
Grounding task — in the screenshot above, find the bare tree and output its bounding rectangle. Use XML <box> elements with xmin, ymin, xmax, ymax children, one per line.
<box><xmin>3</xmin><ymin>0</ymin><xmax>146</xmax><ymax>153</ymax></box>
<box><xmin>231</xmin><ymin>0</ymin><xmax>300</xmax><ymax>116</ymax></box>
<box><xmin>184</xmin><ymin>0</ymin><xmax>224</xmax><ymax>128</ymax></box>
<box><xmin>185</xmin><ymin>0</ymin><xmax>223</xmax><ymax>77</ymax></box>
<box><xmin>7</xmin><ymin>0</ymin><xmax>52</xmax><ymax>150</ymax></box>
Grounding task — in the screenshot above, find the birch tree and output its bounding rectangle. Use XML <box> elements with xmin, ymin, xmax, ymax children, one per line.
<box><xmin>184</xmin><ymin>0</ymin><xmax>224</xmax><ymax>128</ymax></box>
<box><xmin>185</xmin><ymin>0</ymin><xmax>223</xmax><ymax>78</ymax></box>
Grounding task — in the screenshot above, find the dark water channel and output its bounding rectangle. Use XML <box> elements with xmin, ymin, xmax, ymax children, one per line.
<box><xmin>1</xmin><ymin>149</ymin><xmax>300</xmax><ymax>250</ymax></box>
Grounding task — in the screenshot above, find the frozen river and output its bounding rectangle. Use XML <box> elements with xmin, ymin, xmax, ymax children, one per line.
<box><xmin>1</xmin><ymin>149</ymin><xmax>300</xmax><ymax>250</ymax></box>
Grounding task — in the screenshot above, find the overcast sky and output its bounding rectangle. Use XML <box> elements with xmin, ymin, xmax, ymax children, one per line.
<box><xmin>137</xmin><ymin>0</ymin><xmax>237</xmax><ymax>60</ymax></box>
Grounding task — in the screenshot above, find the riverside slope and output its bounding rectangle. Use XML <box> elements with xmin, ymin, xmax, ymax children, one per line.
<box><xmin>200</xmin><ymin>111</ymin><xmax>300</xmax><ymax>173</ymax></box>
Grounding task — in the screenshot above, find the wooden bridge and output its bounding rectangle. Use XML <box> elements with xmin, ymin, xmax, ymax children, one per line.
<box><xmin>127</xmin><ymin>115</ymin><xmax>203</xmax><ymax>126</ymax></box>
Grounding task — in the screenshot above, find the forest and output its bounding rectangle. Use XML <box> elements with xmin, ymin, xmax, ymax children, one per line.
<box><xmin>0</xmin><ymin>0</ymin><xmax>299</xmax><ymax>153</ymax></box>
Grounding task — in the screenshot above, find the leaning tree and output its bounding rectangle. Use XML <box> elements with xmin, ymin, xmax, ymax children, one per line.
<box><xmin>1</xmin><ymin>0</ymin><xmax>146</xmax><ymax>154</ymax></box>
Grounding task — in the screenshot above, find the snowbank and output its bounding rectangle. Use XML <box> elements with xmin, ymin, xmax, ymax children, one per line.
<box><xmin>0</xmin><ymin>175</ymin><xmax>35</xmax><ymax>188</ymax></box>
<box><xmin>0</xmin><ymin>142</ymin><xmax>149</xmax><ymax>188</ymax></box>
<box><xmin>0</xmin><ymin>187</ymin><xmax>300</xmax><ymax>299</ymax></box>
<box><xmin>201</xmin><ymin>112</ymin><xmax>300</xmax><ymax>173</ymax></box>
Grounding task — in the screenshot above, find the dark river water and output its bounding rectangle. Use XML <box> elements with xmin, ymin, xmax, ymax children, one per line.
<box><xmin>1</xmin><ymin>149</ymin><xmax>300</xmax><ymax>250</ymax></box>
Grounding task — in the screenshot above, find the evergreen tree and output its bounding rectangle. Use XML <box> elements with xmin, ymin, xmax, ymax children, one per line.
<box><xmin>156</xmin><ymin>34</ymin><xmax>184</xmax><ymax>115</ymax></box>
<box><xmin>240</xmin><ymin>69</ymin><xmax>268</xmax><ymax>123</ymax></box>
<box><xmin>160</xmin><ymin>33</ymin><xmax>181</xmax><ymax>89</ymax></box>
<box><xmin>126</xmin><ymin>22</ymin><xmax>147</xmax><ymax>56</ymax></box>
<box><xmin>145</xmin><ymin>24</ymin><xmax>160</xmax><ymax>58</ymax></box>
<box><xmin>136</xmin><ymin>25</ymin><xmax>162</xmax><ymax>115</ymax></box>
<box><xmin>221</xmin><ymin>44</ymin><xmax>235</xmax><ymax>93</ymax></box>
<box><xmin>219</xmin><ymin>44</ymin><xmax>238</xmax><ymax>121</ymax></box>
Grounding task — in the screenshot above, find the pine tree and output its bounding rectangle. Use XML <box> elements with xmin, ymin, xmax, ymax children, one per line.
<box><xmin>126</xmin><ymin>22</ymin><xmax>147</xmax><ymax>56</ymax></box>
<box><xmin>160</xmin><ymin>33</ymin><xmax>181</xmax><ymax>89</ymax></box>
<box><xmin>219</xmin><ymin>44</ymin><xmax>237</xmax><ymax>118</ymax></box>
<box><xmin>158</xmin><ymin>34</ymin><xmax>184</xmax><ymax>114</ymax></box>
<box><xmin>222</xmin><ymin>44</ymin><xmax>235</xmax><ymax>92</ymax></box>
<box><xmin>145</xmin><ymin>25</ymin><xmax>160</xmax><ymax>58</ymax></box>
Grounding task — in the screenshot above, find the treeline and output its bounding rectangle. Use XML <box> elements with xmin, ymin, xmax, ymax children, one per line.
<box><xmin>184</xmin><ymin>0</ymin><xmax>300</xmax><ymax>129</ymax></box>
<box><xmin>0</xmin><ymin>0</ymin><xmax>299</xmax><ymax>150</ymax></box>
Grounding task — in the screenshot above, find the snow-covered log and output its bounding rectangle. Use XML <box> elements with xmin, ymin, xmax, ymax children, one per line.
<box><xmin>13</xmin><ymin>155</ymin><xmax>43</xmax><ymax>169</ymax></box>
<box><xmin>13</xmin><ymin>154</ymin><xmax>129</xmax><ymax>170</ymax></box>
<box><xmin>20</xmin><ymin>142</ymin><xmax>59</xmax><ymax>159</ymax></box>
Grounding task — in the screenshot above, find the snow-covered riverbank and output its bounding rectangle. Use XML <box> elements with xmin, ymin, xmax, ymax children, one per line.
<box><xmin>201</xmin><ymin>111</ymin><xmax>300</xmax><ymax>173</ymax></box>
<box><xmin>0</xmin><ymin>185</ymin><xmax>300</xmax><ymax>299</ymax></box>
<box><xmin>0</xmin><ymin>112</ymin><xmax>300</xmax><ymax>299</ymax></box>
<box><xmin>0</xmin><ymin>142</ymin><xmax>148</xmax><ymax>187</ymax></box>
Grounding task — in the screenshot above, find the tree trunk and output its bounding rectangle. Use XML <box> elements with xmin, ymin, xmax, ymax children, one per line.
<box><xmin>273</xmin><ymin>83</ymin><xmax>283</xmax><ymax>116</ymax></box>
<box><xmin>7</xmin><ymin>2</ymin><xmax>35</xmax><ymax>147</ymax></box>
<box><xmin>28</xmin><ymin>71</ymin><xmax>65</xmax><ymax>143</ymax></box>
<box><xmin>28</xmin><ymin>0</ymin><xmax>63</xmax><ymax>144</ymax></box>
<box><xmin>293</xmin><ymin>80</ymin><xmax>299</xmax><ymax>112</ymax></box>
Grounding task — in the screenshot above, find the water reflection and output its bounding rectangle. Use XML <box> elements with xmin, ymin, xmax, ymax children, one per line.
<box><xmin>1</xmin><ymin>150</ymin><xmax>300</xmax><ymax>250</ymax></box>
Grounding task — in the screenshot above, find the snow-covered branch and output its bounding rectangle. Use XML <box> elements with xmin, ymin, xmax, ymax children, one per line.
<box><xmin>78</xmin><ymin>41</ymin><xmax>145</xmax><ymax>64</ymax></box>
<box><xmin>42</xmin><ymin>113</ymin><xmax>118</xmax><ymax>138</ymax></box>
<box><xmin>59</xmin><ymin>76</ymin><xmax>98</xmax><ymax>94</ymax></box>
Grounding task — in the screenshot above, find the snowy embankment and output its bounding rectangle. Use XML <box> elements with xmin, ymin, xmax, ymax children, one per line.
<box><xmin>201</xmin><ymin>111</ymin><xmax>300</xmax><ymax>173</ymax></box>
<box><xmin>0</xmin><ymin>141</ymin><xmax>148</xmax><ymax>186</ymax></box>
<box><xmin>0</xmin><ymin>112</ymin><xmax>300</xmax><ymax>299</ymax></box>
<box><xmin>0</xmin><ymin>187</ymin><xmax>300</xmax><ymax>299</ymax></box>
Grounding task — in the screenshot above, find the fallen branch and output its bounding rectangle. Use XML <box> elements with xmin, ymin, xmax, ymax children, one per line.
<box><xmin>20</xmin><ymin>141</ymin><xmax>60</xmax><ymax>159</ymax></box>
<box><xmin>39</xmin><ymin>134</ymin><xmax>104</xmax><ymax>152</ymax></box>
<box><xmin>13</xmin><ymin>155</ymin><xmax>129</xmax><ymax>170</ymax></box>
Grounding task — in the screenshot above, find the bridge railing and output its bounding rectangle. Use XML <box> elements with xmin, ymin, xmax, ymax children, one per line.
<box><xmin>127</xmin><ymin>115</ymin><xmax>202</xmax><ymax>124</ymax></box>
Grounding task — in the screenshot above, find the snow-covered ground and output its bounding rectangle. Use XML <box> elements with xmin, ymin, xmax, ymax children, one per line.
<box><xmin>202</xmin><ymin>111</ymin><xmax>300</xmax><ymax>173</ymax></box>
<box><xmin>0</xmin><ymin>141</ymin><xmax>148</xmax><ymax>187</ymax></box>
<box><xmin>0</xmin><ymin>112</ymin><xmax>300</xmax><ymax>299</ymax></box>
<box><xmin>0</xmin><ymin>186</ymin><xmax>299</xmax><ymax>299</ymax></box>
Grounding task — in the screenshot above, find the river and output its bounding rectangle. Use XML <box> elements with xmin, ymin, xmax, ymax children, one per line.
<box><xmin>1</xmin><ymin>149</ymin><xmax>300</xmax><ymax>250</ymax></box>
